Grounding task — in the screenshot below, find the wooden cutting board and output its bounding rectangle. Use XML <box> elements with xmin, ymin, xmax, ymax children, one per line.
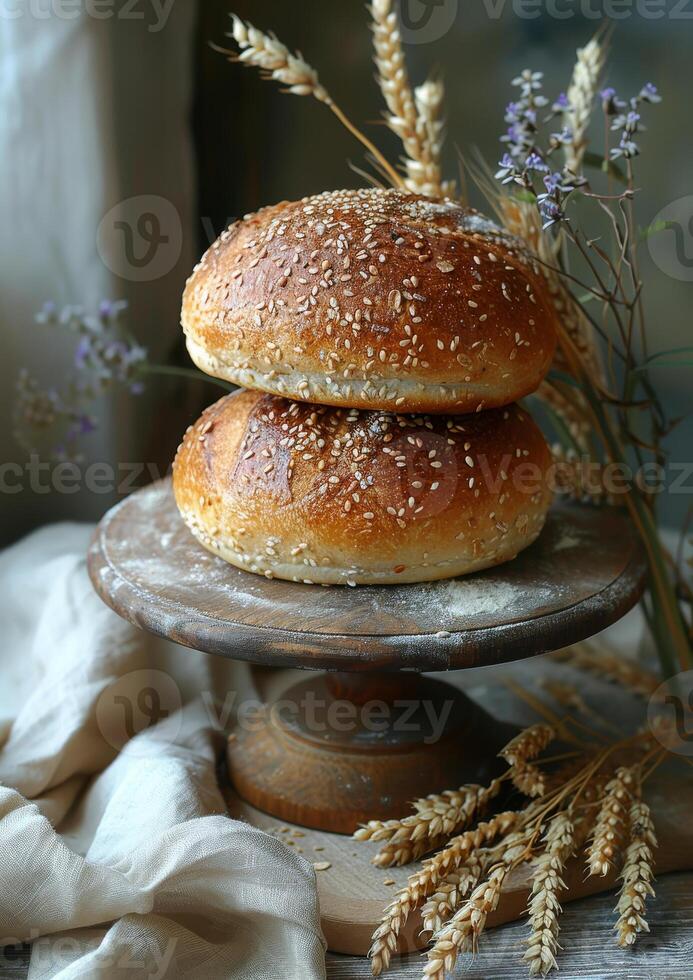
<box><xmin>224</xmin><ymin>764</ymin><xmax>693</xmax><ymax>956</ymax></box>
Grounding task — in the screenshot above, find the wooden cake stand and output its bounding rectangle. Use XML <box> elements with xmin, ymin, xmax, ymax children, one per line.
<box><xmin>88</xmin><ymin>478</ymin><xmax>658</xmax><ymax>954</ymax></box>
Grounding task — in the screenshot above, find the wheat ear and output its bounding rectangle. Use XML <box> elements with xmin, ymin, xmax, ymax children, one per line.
<box><xmin>420</xmin><ymin>858</ymin><xmax>485</xmax><ymax>935</ymax></box>
<box><xmin>587</xmin><ymin>766</ymin><xmax>635</xmax><ymax>877</ymax></box>
<box><xmin>424</xmin><ymin>830</ymin><xmax>531</xmax><ymax>977</ymax></box>
<box><xmin>413</xmin><ymin>78</ymin><xmax>456</xmax><ymax>197</ymax></box>
<box><xmin>367</xmin><ymin>811</ymin><xmax>518</xmax><ymax>976</ymax></box>
<box><xmin>423</xmin><ymin>865</ymin><xmax>509</xmax><ymax>978</ymax></box>
<box><xmin>370</xmin><ymin>1</ymin><xmax>446</xmax><ymax>196</ymax></box>
<box><xmin>564</xmin><ymin>36</ymin><xmax>607</xmax><ymax>175</ymax></box>
<box><xmin>226</xmin><ymin>14</ymin><xmax>403</xmax><ymax>189</ymax></box>
<box><xmin>523</xmin><ymin>813</ymin><xmax>576</xmax><ymax>976</ymax></box>
<box><xmin>550</xmin><ymin>446</ymin><xmax>614</xmax><ymax>504</ymax></box>
<box><xmin>511</xmin><ymin>761</ymin><xmax>549</xmax><ymax>798</ymax></box>
<box><xmin>614</xmin><ymin>798</ymin><xmax>657</xmax><ymax>947</ymax></box>
<box><xmin>552</xmin><ymin>644</ymin><xmax>659</xmax><ymax>701</ymax></box>
<box><xmin>501</xmin><ymin>724</ymin><xmax>555</xmax><ymax>766</ymax></box>
<box><xmin>355</xmin><ymin>778</ymin><xmax>504</xmax><ymax>867</ymax></box>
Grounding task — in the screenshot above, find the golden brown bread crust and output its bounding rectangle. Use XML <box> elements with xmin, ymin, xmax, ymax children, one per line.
<box><xmin>172</xmin><ymin>390</ymin><xmax>553</xmax><ymax>585</ymax></box>
<box><xmin>181</xmin><ymin>189</ymin><xmax>558</xmax><ymax>414</ymax></box>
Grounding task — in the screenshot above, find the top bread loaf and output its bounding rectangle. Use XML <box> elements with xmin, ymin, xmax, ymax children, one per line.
<box><xmin>181</xmin><ymin>188</ymin><xmax>558</xmax><ymax>414</ymax></box>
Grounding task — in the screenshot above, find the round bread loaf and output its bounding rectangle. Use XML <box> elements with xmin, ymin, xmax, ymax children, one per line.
<box><xmin>181</xmin><ymin>189</ymin><xmax>558</xmax><ymax>414</ymax></box>
<box><xmin>172</xmin><ymin>390</ymin><xmax>553</xmax><ymax>586</ymax></box>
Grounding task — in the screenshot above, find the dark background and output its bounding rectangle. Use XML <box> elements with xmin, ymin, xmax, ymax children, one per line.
<box><xmin>2</xmin><ymin>0</ymin><xmax>691</xmax><ymax>543</ymax></box>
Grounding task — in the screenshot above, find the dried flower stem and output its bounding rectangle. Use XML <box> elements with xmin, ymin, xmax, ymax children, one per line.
<box><xmin>225</xmin><ymin>14</ymin><xmax>404</xmax><ymax>190</ymax></box>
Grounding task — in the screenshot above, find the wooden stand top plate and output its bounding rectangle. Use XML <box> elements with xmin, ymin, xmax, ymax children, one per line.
<box><xmin>88</xmin><ymin>479</ymin><xmax>646</xmax><ymax>672</ymax></box>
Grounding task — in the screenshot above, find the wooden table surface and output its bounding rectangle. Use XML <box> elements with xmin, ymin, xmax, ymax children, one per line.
<box><xmin>3</xmin><ymin>873</ymin><xmax>692</xmax><ymax>978</ymax></box>
<box><xmin>326</xmin><ymin>874</ymin><xmax>693</xmax><ymax>978</ymax></box>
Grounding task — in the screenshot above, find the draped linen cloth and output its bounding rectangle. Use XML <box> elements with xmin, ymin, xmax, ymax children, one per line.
<box><xmin>0</xmin><ymin>524</ymin><xmax>326</xmax><ymax>980</ymax></box>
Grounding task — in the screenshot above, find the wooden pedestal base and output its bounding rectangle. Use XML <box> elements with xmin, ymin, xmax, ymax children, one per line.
<box><xmin>227</xmin><ymin>670</ymin><xmax>517</xmax><ymax>834</ymax></box>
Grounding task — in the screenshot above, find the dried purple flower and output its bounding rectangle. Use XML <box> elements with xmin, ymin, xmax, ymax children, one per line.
<box><xmin>525</xmin><ymin>152</ymin><xmax>549</xmax><ymax>173</ymax></box>
<box><xmin>639</xmin><ymin>82</ymin><xmax>661</xmax><ymax>104</ymax></box>
<box><xmin>610</xmin><ymin>110</ymin><xmax>644</xmax><ymax>160</ymax></box>
<box><xmin>538</xmin><ymin>197</ymin><xmax>565</xmax><ymax>229</ymax></box>
<box><xmin>495</xmin><ymin>153</ymin><xmax>518</xmax><ymax>184</ymax></box>
<box><xmin>549</xmin><ymin>124</ymin><xmax>573</xmax><ymax>149</ymax></box>
<box><xmin>15</xmin><ymin>300</ymin><xmax>148</xmax><ymax>462</ymax></box>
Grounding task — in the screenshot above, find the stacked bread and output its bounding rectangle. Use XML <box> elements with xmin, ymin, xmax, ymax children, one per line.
<box><xmin>172</xmin><ymin>189</ymin><xmax>556</xmax><ymax>586</ymax></box>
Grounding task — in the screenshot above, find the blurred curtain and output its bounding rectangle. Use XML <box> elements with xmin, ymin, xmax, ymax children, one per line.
<box><xmin>0</xmin><ymin>3</ymin><xmax>198</xmax><ymax>544</ymax></box>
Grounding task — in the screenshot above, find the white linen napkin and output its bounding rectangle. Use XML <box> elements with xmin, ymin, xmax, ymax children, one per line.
<box><xmin>0</xmin><ymin>524</ymin><xmax>326</xmax><ymax>980</ymax></box>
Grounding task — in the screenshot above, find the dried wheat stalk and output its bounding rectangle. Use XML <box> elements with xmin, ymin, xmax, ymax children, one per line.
<box><xmin>367</xmin><ymin>811</ymin><xmax>519</xmax><ymax>975</ymax></box>
<box><xmin>550</xmin><ymin>446</ymin><xmax>614</xmax><ymax>504</ymax></box>
<box><xmin>226</xmin><ymin>13</ymin><xmax>403</xmax><ymax>189</ymax></box>
<box><xmin>497</xmin><ymin>194</ymin><xmax>602</xmax><ymax>451</ymax></box>
<box><xmin>540</xmin><ymin>679</ymin><xmax>592</xmax><ymax>717</ymax></box>
<box><xmin>523</xmin><ymin>813</ymin><xmax>576</xmax><ymax>976</ymax></box>
<box><xmin>552</xmin><ymin>644</ymin><xmax>659</xmax><ymax>700</ymax></box>
<box><xmin>372</xmin><ymin>835</ymin><xmax>447</xmax><ymax>870</ymax></box>
<box><xmin>370</xmin><ymin>0</ymin><xmax>447</xmax><ymax>196</ymax></box>
<box><xmin>420</xmin><ymin>858</ymin><xmax>485</xmax><ymax>935</ymax></box>
<box><xmin>425</xmin><ymin>830</ymin><xmax>532</xmax><ymax>977</ymax></box>
<box><xmin>499</xmin><ymin>725</ymin><xmax>555</xmax><ymax>798</ymax></box>
<box><xmin>564</xmin><ymin>37</ymin><xmax>607</xmax><ymax>175</ymax></box>
<box><xmin>614</xmin><ymin>798</ymin><xmax>657</xmax><ymax>947</ymax></box>
<box><xmin>501</xmin><ymin>724</ymin><xmax>555</xmax><ymax>766</ymax></box>
<box><xmin>587</xmin><ymin>766</ymin><xmax>636</xmax><ymax>876</ymax></box>
<box><xmin>414</xmin><ymin>78</ymin><xmax>456</xmax><ymax>198</ymax></box>
<box><xmin>511</xmin><ymin>761</ymin><xmax>549</xmax><ymax>798</ymax></box>
<box><xmin>356</xmin><ymin>777</ymin><xmax>504</xmax><ymax>867</ymax></box>
<box><xmin>423</xmin><ymin>864</ymin><xmax>510</xmax><ymax>978</ymax></box>
<box><xmin>230</xmin><ymin>14</ymin><xmax>329</xmax><ymax>100</ymax></box>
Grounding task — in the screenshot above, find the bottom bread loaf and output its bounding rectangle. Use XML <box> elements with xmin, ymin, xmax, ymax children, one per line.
<box><xmin>172</xmin><ymin>389</ymin><xmax>553</xmax><ymax>586</ymax></box>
